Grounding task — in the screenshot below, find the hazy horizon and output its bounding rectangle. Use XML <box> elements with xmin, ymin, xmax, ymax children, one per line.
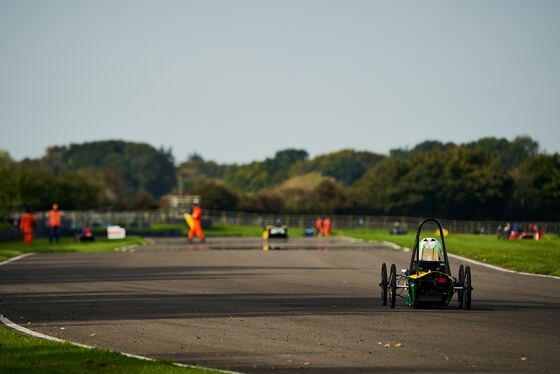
<box><xmin>2</xmin><ymin>1</ymin><xmax>559</xmax><ymax>164</ymax></box>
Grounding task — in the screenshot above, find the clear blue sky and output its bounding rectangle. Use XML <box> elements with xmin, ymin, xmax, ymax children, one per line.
<box><xmin>1</xmin><ymin>0</ymin><xmax>559</xmax><ymax>164</ymax></box>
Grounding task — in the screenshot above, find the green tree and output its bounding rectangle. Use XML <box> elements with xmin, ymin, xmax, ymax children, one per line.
<box><xmin>0</xmin><ymin>163</ymin><xmax>106</xmax><ymax>212</ymax></box>
<box><xmin>176</xmin><ymin>154</ymin><xmax>229</xmax><ymax>194</ymax></box>
<box><xmin>47</xmin><ymin>140</ymin><xmax>176</xmax><ymax>198</ymax></box>
<box><xmin>389</xmin><ymin>140</ymin><xmax>456</xmax><ymax>158</ymax></box>
<box><xmin>237</xmin><ymin>193</ymin><xmax>285</xmax><ymax>213</ymax></box>
<box><xmin>0</xmin><ymin>149</ymin><xmax>12</xmax><ymax>168</ymax></box>
<box><xmin>289</xmin><ymin>149</ymin><xmax>385</xmax><ymax>185</ymax></box>
<box><xmin>190</xmin><ymin>181</ymin><xmax>239</xmax><ymax>211</ymax></box>
<box><xmin>465</xmin><ymin>136</ymin><xmax>539</xmax><ymax>170</ymax></box>
<box><xmin>49</xmin><ymin>170</ymin><xmax>103</xmax><ymax>210</ymax></box>
<box><xmin>354</xmin><ymin>147</ymin><xmax>512</xmax><ymax>219</ymax></box>
<box><xmin>512</xmin><ymin>154</ymin><xmax>560</xmax><ymax>220</ymax></box>
<box><xmin>264</xmin><ymin>149</ymin><xmax>309</xmax><ymax>184</ymax></box>
<box><xmin>224</xmin><ymin>162</ymin><xmax>269</xmax><ymax>192</ymax></box>
<box><xmin>440</xmin><ymin>147</ymin><xmax>513</xmax><ymax>219</ymax></box>
<box><xmin>223</xmin><ymin>149</ymin><xmax>308</xmax><ymax>192</ymax></box>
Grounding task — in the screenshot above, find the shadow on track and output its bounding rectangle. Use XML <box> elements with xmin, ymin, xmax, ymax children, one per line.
<box><xmin>0</xmin><ymin>264</ymin><xmax>356</xmax><ymax>284</ymax></box>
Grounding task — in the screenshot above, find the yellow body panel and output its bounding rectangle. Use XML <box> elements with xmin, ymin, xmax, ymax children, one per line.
<box><xmin>408</xmin><ymin>270</ymin><xmax>450</xmax><ymax>279</ymax></box>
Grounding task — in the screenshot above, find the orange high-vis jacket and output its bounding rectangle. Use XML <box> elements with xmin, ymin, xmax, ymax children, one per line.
<box><xmin>188</xmin><ymin>206</ymin><xmax>205</xmax><ymax>239</ymax></box>
<box><xmin>316</xmin><ymin>219</ymin><xmax>323</xmax><ymax>232</ymax></box>
<box><xmin>49</xmin><ymin>209</ymin><xmax>61</xmax><ymax>227</ymax></box>
<box><xmin>20</xmin><ymin>213</ymin><xmax>36</xmax><ymax>244</ymax></box>
<box><xmin>20</xmin><ymin>213</ymin><xmax>36</xmax><ymax>233</ymax></box>
<box><xmin>192</xmin><ymin>206</ymin><xmax>202</xmax><ymax>220</ymax></box>
<box><xmin>323</xmin><ymin>218</ymin><xmax>331</xmax><ymax>236</ymax></box>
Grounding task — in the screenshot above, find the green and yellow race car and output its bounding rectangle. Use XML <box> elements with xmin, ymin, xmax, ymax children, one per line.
<box><xmin>380</xmin><ymin>218</ymin><xmax>473</xmax><ymax>309</ymax></box>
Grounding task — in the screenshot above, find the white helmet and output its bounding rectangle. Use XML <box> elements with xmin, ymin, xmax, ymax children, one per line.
<box><xmin>419</xmin><ymin>237</ymin><xmax>442</xmax><ymax>261</ymax></box>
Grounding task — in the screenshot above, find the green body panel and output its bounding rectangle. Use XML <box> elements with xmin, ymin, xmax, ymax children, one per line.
<box><xmin>407</xmin><ymin>280</ymin><xmax>415</xmax><ymax>305</ymax></box>
<box><xmin>405</xmin><ymin>273</ymin><xmax>455</xmax><ymax>307</ymax></box>
<box><xmin>445</xmin><ymin>282</ymin><xmax>454</xmax><ymax>305</ymax></box>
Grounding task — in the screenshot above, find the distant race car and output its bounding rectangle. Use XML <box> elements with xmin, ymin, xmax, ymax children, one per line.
<box><xmin>379</xmin><ymin>218</ymin><xmax>473</xmax><ymax>309</ymax></box>
<box><xmin>263</xmin><ymin>221</ymin><xmax>288</xmax><ymax>239</ymax></box>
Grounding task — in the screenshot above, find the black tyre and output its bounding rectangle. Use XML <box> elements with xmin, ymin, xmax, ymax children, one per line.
<box><xmin>380</xmin><ymin>263</ymin><xmax>388</xmax><ymax>306</ymax></box>
<box><xmin>464</xmin><ymin>266</ymin><xmax>472</xmax><ymax>310</ymax></box>
<box><xmin>457</xmin><ymin>265</ymin><xmax>465</xmax><ymax>308</ymax></box>
<box><xmin>389</xmin><ymin>264</ymin><xmax>397</xmax><ymax>308</ymax></box>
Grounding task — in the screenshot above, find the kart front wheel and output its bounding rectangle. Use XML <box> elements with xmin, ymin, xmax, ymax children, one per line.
<box><xmin>464</xmin><ymin>266</ymin><xmax>472</xmax><ymax>310</ymax></box>
<box><xmin>389</xmin><ymin>264</ymin><xmax>397</xmax><ymax>308</ymax></box>
<box><xmin>457</xmin><ymin>265</ymin><xmax>465</xmax><ymax>308</ymax></box>
<box><xmin>380</xmin><ymin>263</ymin><xmax>388</xmax><ymax>306</ymax></box>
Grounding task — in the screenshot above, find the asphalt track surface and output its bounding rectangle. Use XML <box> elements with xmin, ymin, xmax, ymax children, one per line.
<box><xmin>1</xmin><ymin>237</ymin><xmax>559</xmax><ymax>373</ymax></box>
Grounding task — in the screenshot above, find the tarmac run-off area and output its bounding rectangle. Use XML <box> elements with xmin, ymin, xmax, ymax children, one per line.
<box><xmin>1</xmin><ymin>237</ymin><xmax>559</xmax><ymax>373</ymax></box>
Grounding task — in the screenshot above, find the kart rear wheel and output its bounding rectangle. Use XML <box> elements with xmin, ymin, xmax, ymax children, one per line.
<box><xmin>464</xmin><ymin>266</ymin><xmax>472</xmax><ymax>310</ymax></box>
<box><xmin>389</xmin><ymin>264</ymin><xmax>397</xmax><ymax>308</ymax></box>
<box><xmin>380</xmin><ymin>263</ymin><xmax>388</xmax><ymax>306</ymax></box>
<box><xmin>457</xmin><ymin>265</ymin><xmax>465</xmax><ymax>308</ymax></box>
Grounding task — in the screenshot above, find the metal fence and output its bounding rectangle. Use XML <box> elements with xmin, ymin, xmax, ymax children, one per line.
<box><xmin>205</xmin><ymin>211</ymin><xmax>560</xmax><ymax>235</ymax></box>
<box><xmin>6</xmin><ymin>209</ymin><xmax>559</xmax><ymax>236</ymax></box>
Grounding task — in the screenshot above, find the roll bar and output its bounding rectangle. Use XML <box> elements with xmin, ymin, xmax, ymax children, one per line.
<box><xmin>409</xmin><ymin>218</ymin><xmax>450</xmax><ymax>274</ymax></box>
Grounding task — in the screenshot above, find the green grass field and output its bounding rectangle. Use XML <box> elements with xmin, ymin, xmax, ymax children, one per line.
<box><xmin>0</xmin><ymin>236</ymin><xmax>146</xmax><ymax>262</ymax></box>
<box><xmin>342</xmin><ymin>228</ymin><xmax>560</xmax><ymax>276</ymax></box>
<box><xmin>0</xmin><ymin>325</ymin><xmax>221</xmax><ymax>374</ymax></box>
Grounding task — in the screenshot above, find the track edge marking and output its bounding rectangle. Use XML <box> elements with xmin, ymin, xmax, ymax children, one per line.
<box><xmin>0</xmin><ymin>253</ymin><xmax>242</xmax><ymax>374</ymax></box>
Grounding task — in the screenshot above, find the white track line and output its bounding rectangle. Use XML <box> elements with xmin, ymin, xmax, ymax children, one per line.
<box><xmin>0</xmin><ymin>314</ymin><xmax>72</xmax><ymax>344</ymax></box>
<box><xmin>0</xmin><ymin>252</ymin><xmax>34</xmax><ymax>266</ymax></box>
<box><xmin>382</xmin><ymin>241</ymin><xmax>411</xmax><ymax>252</ymax></box>
<box><xmin>0</xmin><ymin>253</ymin><xmax>242</xmax><ymax>374</ymax></box>
<box><xmin>114</xmin><ymin>244</ymin><xmax>139</xmax><ymax>252</ymax></box>
<box><xmin>447</xmin><ymin>252</ymin><xmax>560</xmax><ymax>280</ymax></box>
<box><xmin>0</xmin><ymin>314</ymin><xmax>241</xmax><ymax>373</ymax></box>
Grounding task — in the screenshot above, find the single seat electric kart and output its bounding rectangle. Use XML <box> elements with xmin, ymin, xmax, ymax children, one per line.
<box><xmin>263</xmin><ymin>219</ymin><xmax>288</xmax><ymax>239</ymax></box>
<box><xmin>379</xmin><ymin>218</ymin><xmax>473</xmax><ymax>309</ymax></box>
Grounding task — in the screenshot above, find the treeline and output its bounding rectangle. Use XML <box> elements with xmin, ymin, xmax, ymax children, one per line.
<box><xmin>1</xmin><ymin>136</ymin><xmax>558</xmax><ymax>221</ymax></box>
<box><xmin>178</xmin><ymin>136</ymin><xmax>558</xmax><ymax>221</ymax></box>
<box><xmin>389</xmin><ymin>136</ymin><xmax>540</xmax><ymax>170</ymax></box>
<box><xmin>178</xmin><ymin>148</ymin><xmax>384</xmax><ymax>193</ymax></box>
<box><xmin>0</xmin><ymin>141</ymin><xmax>175</xmax><ymax>216</ymax></box>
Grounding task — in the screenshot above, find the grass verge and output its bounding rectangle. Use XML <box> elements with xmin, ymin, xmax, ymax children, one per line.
<box><xmin>0</xmin><ymin>236</ymin><xmax>146</xmax><ymax>262</ymax></box>
<box><xmin>0</xmin><ymin>324</ymin><xmax>222</xmax><ymax>374</ymax></box>
<box><xmin>152</xmin><ymin>223</ymin><xmax>306</xmax><ymax>238</ymax></box>
<box><xmin>342</xmin><ymin>228</ymin><xmax>560</xmax><ymax>276</ymax></box>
